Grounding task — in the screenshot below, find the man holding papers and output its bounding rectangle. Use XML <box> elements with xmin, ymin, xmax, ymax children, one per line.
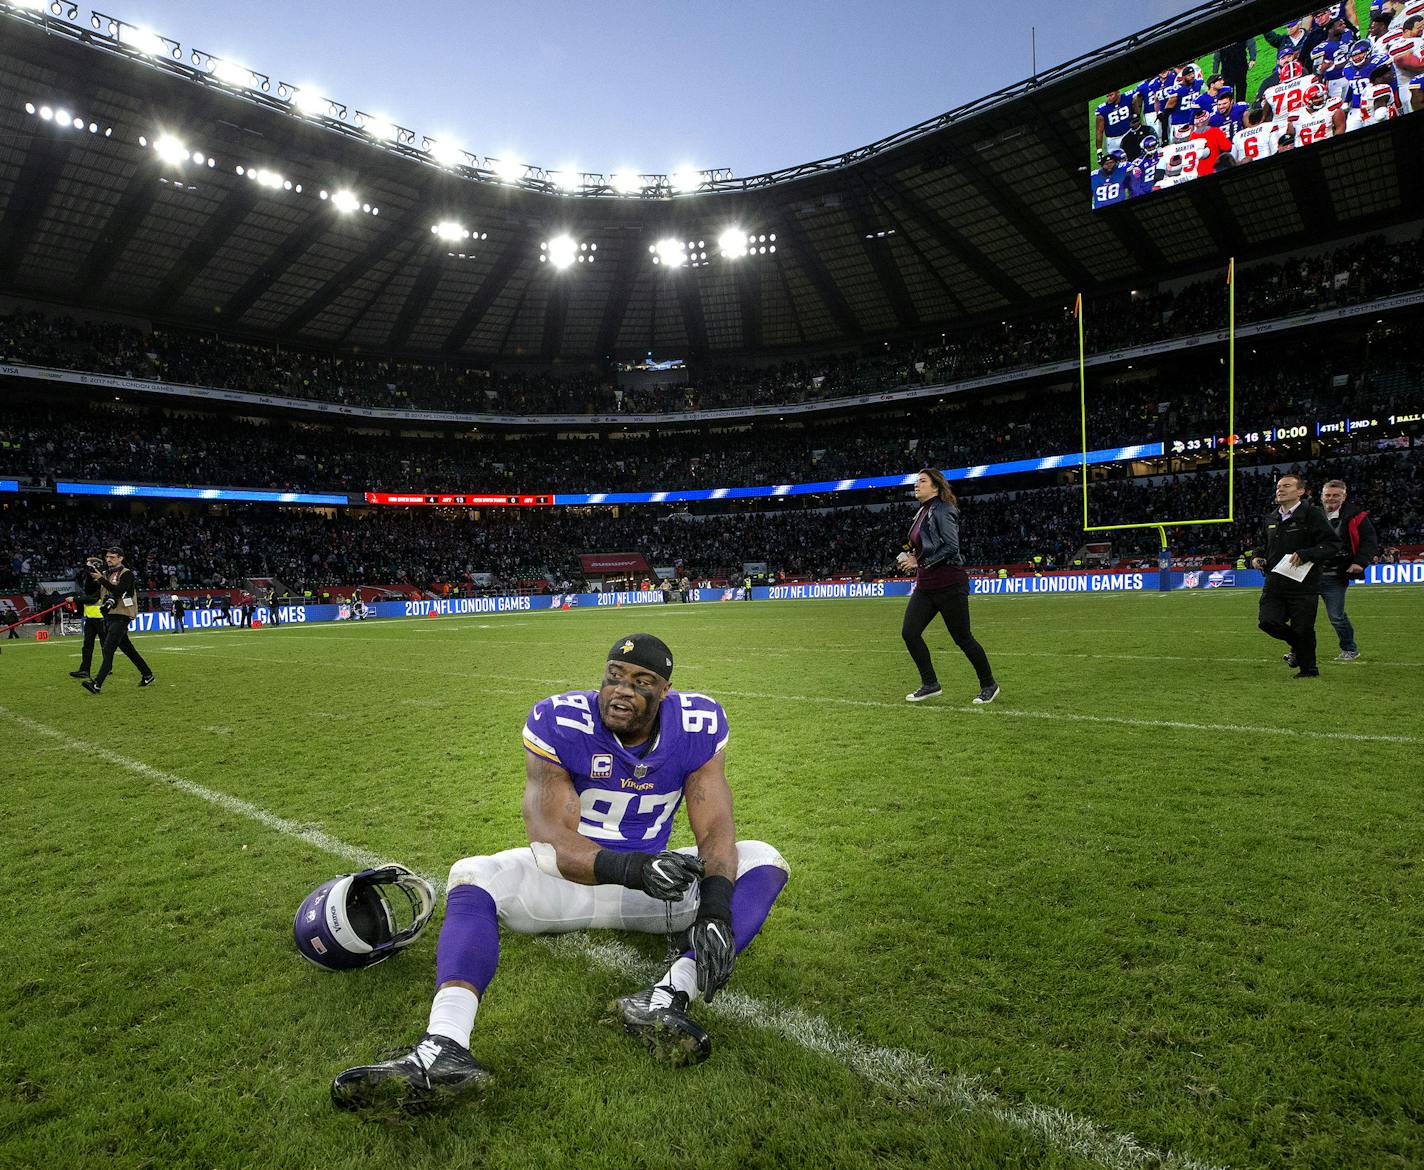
<box><xmin>1251</xmin><ymin>475</ymin><xmax>1341</xmax><ymax>678</ymax></box>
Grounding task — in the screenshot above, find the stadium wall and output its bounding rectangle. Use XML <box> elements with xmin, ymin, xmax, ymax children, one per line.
<box><xmin>35</xmin><ymin>565</ymin><xmax>1403</xmax><ymax>635</ymax></box>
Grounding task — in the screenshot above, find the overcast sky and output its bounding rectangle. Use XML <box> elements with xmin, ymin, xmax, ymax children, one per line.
<box><xmin>115</xmin><ymin>0</ymin><xmax>1199</xmax><ymax>177</ymax></box>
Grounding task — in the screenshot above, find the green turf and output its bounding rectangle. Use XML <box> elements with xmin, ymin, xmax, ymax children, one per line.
<box><xmin>1</xmin><ymin>589</ymin><xmax>1420</xmax><ymax>1169</ymax></box>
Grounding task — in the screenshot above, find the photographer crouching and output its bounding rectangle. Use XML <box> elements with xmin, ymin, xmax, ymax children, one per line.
<box><xmin>79</xmin><ymin>547</ymin><xmax>155</xmax><ymax>695</ymax></box>
<box><xmin>68</xmin><ymin>555</ymin><xmax>106</xmax><ymax>681</ymax></box>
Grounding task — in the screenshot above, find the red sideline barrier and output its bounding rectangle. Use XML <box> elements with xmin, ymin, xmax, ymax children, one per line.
<box><xmin>0</xmin><ymin>597</ymin><xmax>73</xmax><ymax>635</ymax></box>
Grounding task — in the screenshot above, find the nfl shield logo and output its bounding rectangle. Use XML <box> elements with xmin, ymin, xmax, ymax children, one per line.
<box><xmin>634</xmin><ymin>764</ymin><xmax>649</xmax><ymax>779</ymax></box>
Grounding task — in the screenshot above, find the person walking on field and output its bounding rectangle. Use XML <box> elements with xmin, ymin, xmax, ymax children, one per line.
<box><xmin>897</xmin><ymin>468</ymin><xmax>999</xmax><ymax>704</ymax></box>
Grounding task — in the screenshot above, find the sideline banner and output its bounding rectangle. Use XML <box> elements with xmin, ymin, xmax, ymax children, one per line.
<box><xmin>121</xmin><ymin>568</ymin><xmax>1421</xmax><ymax>633</ymax></box>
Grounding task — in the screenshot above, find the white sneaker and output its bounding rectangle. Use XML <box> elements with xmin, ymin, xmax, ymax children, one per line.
<box><xmin>1333</xmin><ymin>650</ymin><xmax>1360</xmax><ymax>662</ymax></box>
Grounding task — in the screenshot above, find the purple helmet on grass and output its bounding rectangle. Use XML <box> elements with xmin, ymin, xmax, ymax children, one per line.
<box><xmin>294</xmin><ymin>864</ymin><xmax>436</xmax><ymax>971</ymax></box>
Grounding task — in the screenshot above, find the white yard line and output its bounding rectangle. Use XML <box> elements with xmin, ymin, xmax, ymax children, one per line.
<box><xmin>0</xmin><ymin>703</ymin><xmax>1224</xmax><ymax>1170</ymax></box>
<box><xmin>162</xmin><ymin>647</ymin><xmax>1423</xmax><ymax>747</ymax></box>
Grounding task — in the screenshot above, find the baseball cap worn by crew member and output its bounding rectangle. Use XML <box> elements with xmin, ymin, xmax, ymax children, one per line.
<box><xmin>609</xmin><ymin>633</ymin><xmax>674</xmax><ymax>681</ymax></box>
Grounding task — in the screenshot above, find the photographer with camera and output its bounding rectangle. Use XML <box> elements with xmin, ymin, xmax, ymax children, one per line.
<box><xmin>68</xmin><ymin>554</ymin><xmax>106</xmax><ymax>680</ymax></box>
<box><xmin>79</xmin><ymin>547</ymin><xmax>155</xmax><ymax>695</ymax></box>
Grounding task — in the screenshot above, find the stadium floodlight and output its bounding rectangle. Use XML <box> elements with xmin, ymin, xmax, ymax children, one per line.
<box><xmin>718</xmin><ymin>228</ymin><xmax>748</xmax><ymax>258</ymax></box>
<box><xmin>425</xmin><ymin>137</ymin><xmax>463</xmax><ymax>168</ymax></box>
<box><xmin>38</xmin><ymin>105</ymin><xmax>53</xmax><ymax>120</ymax></box>
<box><xmin>152</xmin><ymin>134</ymin><xmax>188</xmax><ymax>166</ymax></box>
<box><xmin>652</xmin><ymin>238</ymin><xmax>686</xmax><ymax>267</ymax></box>
<box><xmin>363</xmin><ymin>115</ymin><xmax>398</xmax><ymax>142</ymax></box>
<box><xmin>211</xmin><ymin>58</ymin><xmax>253</xmax><ymax>88</ymax></box>
<box><xmin>550</xmin><ymin>170</ymin><xmax>581</xmax><ymax>193</ymax></box>
<box><xmin>670</xmin><ymin>169</ymin><xmax>700</xmax><ymax>194</ymax></box>
<box><xmin>611</xmin><ymin>172</ymin><xmax>641</xmax><ymax>195</ymax></box>
<box><xmin>492</xmin><ymin>157</ymin><xmax>524</xmax><ymax>183</ymax></box>
<box><xmin>330</xmin><ymin>189</ymin><xmax>359</xmax><ymax>213</ymax></box>
<box><xmin>541</xmin><ymin>235</ymin><xmax>577</xmax><ymax>269</ymax></box>
<box><xmin>23</xmin><ymin>102</ymin><xmax>35</xmax><ymax>115</ymax></box>
<box><xmin>433</xmin><ymin>221</ymin><xmax>468</xmax><ymax>241</ymax></box>
<box><xmin>53</xmin><ymin>107</ymin><xmax>70</xmax><ymax>125</ymax></box>
<box><xmin>123</xmin><ymin>26</ymin><xmax>166</xmax><ymax>56</ymax></box>
<box><xmin>290</xmin><ymin>86</ymin><xmax>327</xmax><ymax>116</ymax></box>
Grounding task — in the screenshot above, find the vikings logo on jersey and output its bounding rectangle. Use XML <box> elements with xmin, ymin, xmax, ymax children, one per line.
<box><xmin>523</xmin><ymin>689</ymin><xmax>729</xmax><ymax>853</ymax></box>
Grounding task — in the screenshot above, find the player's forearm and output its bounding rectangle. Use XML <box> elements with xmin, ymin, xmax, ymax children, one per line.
<box><xmin>525</xmin><ymin>820</ymin><xmax>601</xmax><ymax>883</ymax></box>
<box><xmin>693</xmin><ymin>819</ymin><xmax>738</xmax><ymax>884</ymax></box>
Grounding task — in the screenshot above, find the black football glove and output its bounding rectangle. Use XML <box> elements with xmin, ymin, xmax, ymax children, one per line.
<box><xmin>690</xmin><ymin>874</ymin><xmax>736</xmax><ymax>1003</ymax></box>
<box><xmin>593</xmin><ymin>848</ymin><xmax>703</xmax><ymax>901</ymax></box>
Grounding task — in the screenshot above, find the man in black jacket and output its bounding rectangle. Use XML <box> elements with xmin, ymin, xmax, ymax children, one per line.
<box><xmin>69</xmin><ymin>555</ymin><xmax>106</xmax><ymax>679</ymax></box>
<box><xmin>1250</xmin><ymin>475</ymin><xmax>1340</xmax><ymax>678</ymax></box>
<box><xmin>1317</xmin><ymin>479</ymin><xmax>1378</xmax><ymax>663</ymax></box>
<box><xmin>80</xmin><ymin>547</ymin><xmax>155</xmax><ymax>694</ymax></box>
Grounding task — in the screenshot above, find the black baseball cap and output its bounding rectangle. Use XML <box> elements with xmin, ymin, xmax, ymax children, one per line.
<box><xmin>608</xmin><ymin>633</ymin><xmax>674</xmax><ymax>681</ymax></box>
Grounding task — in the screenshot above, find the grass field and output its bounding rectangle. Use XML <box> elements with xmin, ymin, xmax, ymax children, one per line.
<box><xmin>1</xmin><ymin>588</ymin><xmax>1420</xmax><ymax>1170</ymax></box>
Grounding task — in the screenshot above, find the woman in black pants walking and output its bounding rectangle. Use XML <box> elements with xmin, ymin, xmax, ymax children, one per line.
<box><xmin>897</xmin><ymin>468</ymin><xmax>999</xmax><ymax>704</ymax></box>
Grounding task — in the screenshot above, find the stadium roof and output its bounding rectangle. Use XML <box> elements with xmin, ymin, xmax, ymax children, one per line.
<box><xmin>0</xmin><ymin>0</ymin><xmax>1419</xmax><ymax>362</ymax></box>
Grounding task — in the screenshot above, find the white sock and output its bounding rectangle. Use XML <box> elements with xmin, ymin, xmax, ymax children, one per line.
<box><xmin>649</xmin><ymin>956</ymin><xmax>699</xmax><ymax>1008</ymax></box>
<box><xmin>427</xmin><ymin>986</ymin><xmax>478</xmax><ymax>1049</ymax></box>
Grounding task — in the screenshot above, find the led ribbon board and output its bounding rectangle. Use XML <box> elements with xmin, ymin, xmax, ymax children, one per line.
<box><xmin>54</xmin><ymin>482</ymin><xmax>350</xmax><ymax>506</ymax></box>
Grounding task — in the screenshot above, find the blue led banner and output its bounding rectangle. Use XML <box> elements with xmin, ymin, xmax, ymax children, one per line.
<box><xmin>551</xmin><ymin>444</ymin><xmax>1165</xmax><ymax>506</ymax></box>
<box><xmin>54</xmin><ymin>481</ymin><xmax>350</xmax><ymax>506</ymax></box>
<box><xmin>0</xmin><ymin>479</ymin><xmax>18</xmax><ymax>492</ymax></box>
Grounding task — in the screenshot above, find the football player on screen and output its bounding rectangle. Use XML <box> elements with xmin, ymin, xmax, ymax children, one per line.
<box><xmin>1164</xmin><ymin>62</ymin><xmax>1206</xmax><ymax>141</ymax></box>
<box><xmin>1289</xmin><ymin>81</ymin><xmax>1347</xmax><ymax>145</ymax></box>
<box><xmin>1380</xmin><ymin>14</ymin><xmax>1424</xmax><ymax>106</ymax></box>
<box><xmin>1133</xmin><ymin>66</ymin><xmax>1178</xmax><ymax>140</ymax></box>
<box><xmin>1095</xmin><ymin>88</ymin><xmax>1135</xmax><ymax>155</ymax></box>
<box><xmin>1126</xmin><ymin>133</ymin><xmax>1160</xmax><ymax>197</ymax></box>
<box><xmin>329</xmin><ymin>634</ymin><xmax>790</xmax><ymax>1114</ymax></box>
<box><xmin>1209</xmin><ymin>84</ymin><xmax>1251</xmax><ymax>137</ymax></box>
<box><xmin>1231</xmin><ymin>102</ymin><xmax>1285</xmax><ymax>164</ymax></box>
<box><xmin>1091</xmin><ymin>148</ymin><xmax>1130</xmax><ymax>207</ymax></box>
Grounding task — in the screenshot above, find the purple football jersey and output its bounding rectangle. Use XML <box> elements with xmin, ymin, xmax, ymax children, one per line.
<box><xmin>522</xmin><ymin>688</ymin><xmax>729</xmax><ymax>853</ymax></box>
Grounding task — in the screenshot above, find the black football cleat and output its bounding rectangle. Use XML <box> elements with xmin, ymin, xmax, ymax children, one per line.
<box><xmin>80</xmin><ymin>680</ymin><xmax>102</xmax><ymax>695</ymax></box>
<box><xmin>140</xmin><ymin>675</ymin><xmax>157</xmax><ymax>687</ymax></box>
<box><xmin>69</xmin><ymin>670</ymin><xmax>90</xmax><ymax>679</ymax></box>
<box><xmin>605</xmin><ymin>986</ymin><xmax>711</xmax><ymax>1067</ymax></box>
<box><xmin>330</xmin><ymin>1033</ymin><xmax>490</xmax><ymax>1116</ymax></box>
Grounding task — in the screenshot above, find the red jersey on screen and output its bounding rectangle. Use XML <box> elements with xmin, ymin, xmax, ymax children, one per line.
<box><xmin>1188</xmin><ymin>126</ymin><xmax>1232</xmax><ymax>176</ymax></box>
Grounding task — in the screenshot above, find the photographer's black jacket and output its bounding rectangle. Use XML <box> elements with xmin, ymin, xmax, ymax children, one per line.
<box><xmin>73</xmin><ymin>566</ymin><xmax>102</xmax><ymax>606</ymax></box>
<box><xmin>1261</xmin><ymin>503</ymin><xmax>1340</xmax><ymax>592</ymax></box>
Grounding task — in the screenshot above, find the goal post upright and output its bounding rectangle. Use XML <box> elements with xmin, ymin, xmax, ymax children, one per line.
<box><xmin>1076</xmin><ymin>260</ymin><xmax>1238</xmax><ymax>564</ymax></box>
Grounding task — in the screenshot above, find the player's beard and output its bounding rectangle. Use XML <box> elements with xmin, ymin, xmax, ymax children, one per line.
<box><xmin>599</xmin><ymin>687</ymin><xmax>657</xmax><ymax>742</ymax></box>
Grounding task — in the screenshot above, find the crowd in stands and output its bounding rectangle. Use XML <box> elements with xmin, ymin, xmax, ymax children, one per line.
<box><xmin>5</xmin><ymin>448</ymin><xmax>1419</xmax><ymax>596</ymax></box>
<box><xmin>2</xmin><ymin>231</ymin><xmax>1420</xmax><ymax>418</ymax></box>
<box><xmin>2</xmin><ymin>327</ymin><xmax>1419</xmax><ymax>496</ymax></box>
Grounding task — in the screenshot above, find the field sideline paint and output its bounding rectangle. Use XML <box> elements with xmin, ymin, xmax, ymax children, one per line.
<box><xmin>0</xmin><ymin>704</ymin><xmax>1223</xmax><ymax>1170</ymax></box>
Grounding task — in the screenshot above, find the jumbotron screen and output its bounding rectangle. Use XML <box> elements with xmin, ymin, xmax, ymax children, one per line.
<box><xmin>1087</xmin><ymin>3</ymin><xmax>1423</xmax><ymax>209</ymax></box>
